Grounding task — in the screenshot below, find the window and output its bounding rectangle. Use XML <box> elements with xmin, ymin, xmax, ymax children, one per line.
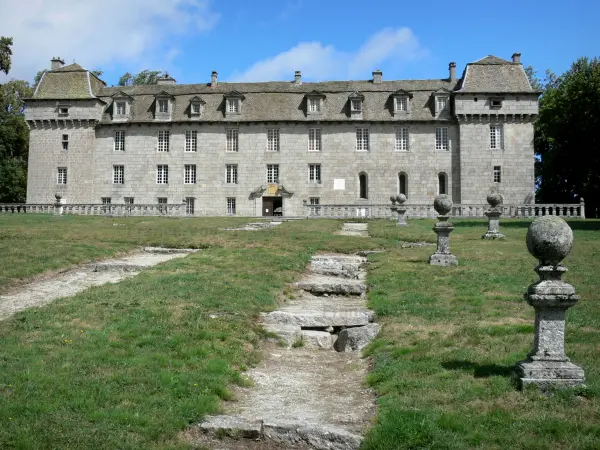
<box><xmin>101</xmin><ymin>197</ymin><xmax>111</xmax><ymax>204</ymax></box>
<box><xmin>490</xmin><ymin>125</ymin><xmax>503</xmax><ymax>149</ymax></box>
<box><xmin>157</xmin><ymin>165</ymin><xmax>169</xmax><ymax>184</ymax></box>
<box><xmin>58</xmin><ymin>106</ymin><xmax>69</xmax><ymax>116</ymax></box>
<box><xmin>185</xmin><ymin>130</ymin><xmax>197</xmax><ymax>152</ymax></box>
<box><xmin>491</xmin><ymin>98</ymin><xmax>503</xmax><ymax>108</ymax></box>
<box><xmin>395</xmin><ymin>97</ymin><xmax>408</xmax><ymax>112</ymax></box>
<box><xmin>57</xmin><ymin>167</ymin><xmax>67</xmax><ymax>185</ymax></box>
<box><xmin>226</xmin><ymin>164</ymin><xmax>238</xmax><ymax>184</ymax></box>
<box><xmin>227</xmin><ymin>99</ymin><xmax>239</xmax><ymax>114</ymax></box>
<box><xmin>435</xmin><ymin>127</ymin><xmax>449</xmax><ymax>151</ymax></box>
<box><xmin>227</xmin><ymin>197</ymin><xmax>236</xmax><ymax>215</ymax></box>
<box><xmin>191</xmin><ymin>102</ymin><xmax>201</xmax><ymax>115</ymax></box>
<box><xmin>114</xmin><ymin>131</ymin><xmax>125</xmax><ymax>151</ymax></box>
<box><xmin>309</xmin><ymin>98</ymin><xmax>320</xmax><ymax>113</ymax></box>
<box><xmin>395</xmin><ymin>128</ymin><xmax>409</xmax><ymax>151</ymax></box>
<box><xmin>184</xmin><ymin>164</ymin><xmax>196</xmax><ymax>184</ymax></box>
<box><xmin>309</xmin><ymin>164</ymin><xmax>321</xmax><ymax>183</ymax></box>
<box><xmin>436</xmin><ymin>96</ymin><xmax>448</xmax><ymax>113</ymax></box>
<box><xmin>158</xmin><ymin>130</ymin><xmax>170</xmax><ymax>152</ymax></box>
<box><xmin>359</xmin><ymin>173</ymin><xmax>368</xmax><ymax>199</ymax></box>
<box><xmin>351</xmin><ymin>99</ymin><xmax>362</xmax><ymax>112</ymax></box>
<box><xmin>124</xmin><ymin>197</ymin><xmax>134</xmax><ymax>204</ymax></box>
<box><xmin>113</xmin><ymin>165</ymin><xmax>124</xmax><ymax>184</ymax></box>
<box><xmin>267</xmin><ymin>164</ymin><xmax>279</xmax><ymax>183</ymax></box>
<box><xmin>493</xmin><ymin>166</ymin><xmax>502</xmax><ymax>183</ymax></box>
<box><xmin>308</xmin><ymin>128</ymin><xmax>321</xmax><ymax>152</ymax></box>
<box><xmin>158</xmin><ymin>99</ymin><xmax>169</xmax><ymax>113</ymax></box>
<box><xmin>157</xmin><ymin>197</ymin><xmax>167</xmax><ymax>204</ymax></box>
<box><xmin>356</xmin><ymin>128</ymin><xmax>369</xmax><ymax>151</ymax></box>
<box><xmin>62</xmin><ymin>134</ymin><xmax>69</xmax><ymax>151</ymax></box>
<box><xmin>267</xmin><ymin>129</ymin><xmax>280</xmax><ymax>152</ymax></box>
<box><xmin>309</xmin><ymin>197</ymin><xmax>320</xmax><ymax>216</ymax></box>
<box><xmin>438</xmin><ymin>173</ymin><xmax>447</xmax><ymax>195</ymax></box>
<box><xmin>185</xmin><ymin>197</ymin><xmax>195</xmax><ymax>215</ymax></box>
<box><xmin>399</xmin><ymin>173</ymin><xmax>407</xmax><ymax>196</ymax></box>
<box><xmin>116</xmin><ymin>102</ymin><xmax>126</xmax><ymax>115</ymax></box>
<box><xmin>226</xmin><ymin>129</ymin><xmax>238</xmax><ymax>152</ymax></box>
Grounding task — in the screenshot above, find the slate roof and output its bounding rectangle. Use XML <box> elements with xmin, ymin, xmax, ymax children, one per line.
<box><xmin>33</xmin><ymin>63</ymin><xmax>106</xmax><ymax>100</ymax></box>
<box><xmin>456</xmin><ymin>55</ymin><xmax>536</xmax><ymax>93</ymax></box>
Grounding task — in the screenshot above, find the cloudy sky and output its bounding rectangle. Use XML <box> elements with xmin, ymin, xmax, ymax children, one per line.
<box><xmin>0</xmin><ymin>0</ymin><xmax>597</xmax><ymax>86</ymax></box>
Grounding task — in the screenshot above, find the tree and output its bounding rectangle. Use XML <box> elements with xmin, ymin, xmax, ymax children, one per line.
<box><xmin>0</xmin><ymin>37</ymin><xmax>12</xmax><ymax>75</ymax></box>
<box><xmin>119</xmin><ymin>70</ymin><xmax>164</xmax><ymax>86</ymax></box>
<box><xmin>534</xmin><ymin>57</ymin><xmax>600</xmax><ymax>217</ymax></box>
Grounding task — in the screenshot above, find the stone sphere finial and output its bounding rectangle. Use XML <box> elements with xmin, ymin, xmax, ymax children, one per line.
<box><xmin>526</xmin><ymin>216</ymin><xmax>573</xmax><ymax>265</ymax></box>
<box><xmin>54</xmin><ymin>193</ymin><xmax>62</xmax><ymax>201</ymax></box>
<box><xmin>389</xmin><ymin>195</ymin><xmax>396</xmax><ymax>204</ymax></box>
<box><xmin>396</xmin><ymin>194</ymin><xmax>406</xmax><ymax>205</ymax></box>
<box><xmin>433</xmin><ymin>194</ymin><xmax>452</xmax><ymax>216</ymax></box>
<box><xmin>487</xmin><ymin>192</ymin><xmax>503</xmax><ymax>208</ymax></box>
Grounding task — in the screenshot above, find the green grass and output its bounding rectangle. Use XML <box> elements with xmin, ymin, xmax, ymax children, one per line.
<box><xmin>0</xmin><ymin>214</ymin><xmax>599</xmax><ymax>449</ymax></box>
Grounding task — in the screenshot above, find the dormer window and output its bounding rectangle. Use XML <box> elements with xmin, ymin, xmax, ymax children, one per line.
<box><xmin>351</xmin><ymin>100</ymin><xmax>362</xmax><ymax>112</ymax></box>
<box><xmin>305</xmin><ymin>91</ymin><xmax>325</xmax><ymax>116</ymax></box>
<box><xmin>395</xmin><ymin>97</ymin><xmax>408</xmax><ymax>112</ymax></box>
<box><xmin>111</xmin><ymin>92</ymin><xmax>133</xmax><ymax>120</ymax></box>
<box><xmin>158</xmin><ymin>99</ymin><xmax>169</xmax><ymax>113</ymax></box>
<box><xmin>437</xmin><ymin>97</ymin><xmax>448</xmax><ymax>111</ymax></box>
<box><xmin>348</xmin><ymin>91</ymin><xmax>364</xmax><ymax>119</ymax></box>
<box><xmin>192</xmin><ymin>103</ymin><xmax>201</xmax><ymax>114</ymax></box>
<box><xmin>392</xmin><ymin>90</ymin><xmax>412</xmax><ymax>116</ymax></box>
<box><xmin>154</xmin><ymin>91</ymin><xmax>174</xmax><ymax>120</ymax></box>
<box><xmin>116</xmin><ymin>102</ymin><xmax>126</xmax><ymax>115</ymax></box>
<box><xmin>224</xmin><ymin>91</ymin><xmax>244</xmax><ymax>117</ymax></box>
<box><xmin>189</xmin><ymin>96</ymin><xmax>205</xmax><ymax>117</ymax></box>
<box><xmin>227</xmin><ymin>99</ymin><xmax>239</xmax><ymax>113</ymax></box>
<box><xmin>433</xmin><ymin>88</ymin><xmax>451</xmax><ymax>115</ymax></box>
<box><xmin>309</xmin><ymin>98</ymin><xmax>320</xmax><ymax>113</ymax></box>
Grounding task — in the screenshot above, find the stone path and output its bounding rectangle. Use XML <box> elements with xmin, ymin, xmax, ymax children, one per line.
<box><xmin>223</xmin><ymin>221</ymin><xmax>282</xmax><ymax>231</ymax></box>
<box><xmin>0</xmin><ymin>247</ymin><xmax>197</xmax><ymax>320</ymax></box>
<box><xmin>190</xmin><ymin>253</ymin><xmax>379</xmax><ymax>450</ymax></box>
<box><xmin>335</xmin><ymin>222</ymin><xmax>369</xmax><ymax>237</ymax></box>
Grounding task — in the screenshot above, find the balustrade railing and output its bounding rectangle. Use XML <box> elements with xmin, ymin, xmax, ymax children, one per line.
<box><xmin>0</xmin><ymin>203</ymin><xmax>187</xmax><ymax>216</ymax></box>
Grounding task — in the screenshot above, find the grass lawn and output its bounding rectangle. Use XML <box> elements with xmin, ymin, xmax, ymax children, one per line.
<box><xmin>0</xmin><ymin>214</ymin><xmax>599</xmax><ymax>449</ymax></box>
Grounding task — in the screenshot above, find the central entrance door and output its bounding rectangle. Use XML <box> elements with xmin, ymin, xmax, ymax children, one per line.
<box><xmin>262</xmin><ymin>197</ymin><xmax>283</xmax><ymax>216</ymax></box>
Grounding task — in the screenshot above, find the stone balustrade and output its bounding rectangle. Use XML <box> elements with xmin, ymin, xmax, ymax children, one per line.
<box><xmin>0</xmin><ymin>203</ymin><xmax>186</xmax><ymax>216</ymax></box>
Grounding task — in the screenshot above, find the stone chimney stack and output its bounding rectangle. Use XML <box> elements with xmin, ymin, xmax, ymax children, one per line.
<box><xmin>294</xmin><ymin>70</ymin><xmax>302</xmax><ymax>85</ymax></box>
<box><xmin>372</xmin><ymin>70</ymin><xmax>382</xmax><ymax>84</ymax></box>
<box><xmin>51</xmin><ymin>57</ymin><xmax>65</xmax><ymax>71</ymax></box>
<box><xmin>157</xmin><ymin>73</ymin><xmax>176</xmax><ymax>85</ymax></box>
<box><xmin>449</xmin><ymin>62</ymin><xmax>457</xmax><ymax>83</ymax></box>
<box><xmin>211</xmin><ymin>71</ymin><xmax>218</xmax><ymax>87</ymax></box>
<box><xmin>512</xmin><ymin>53</ymin><xmax>522</xmax><ymax>64</ymax></box>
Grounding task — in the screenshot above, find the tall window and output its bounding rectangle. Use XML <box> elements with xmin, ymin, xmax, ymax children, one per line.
<box><xmin>158</xmin><ymin>130</ymin><xmax>170</xmax><ymax>152</ymax></box>
<box><xmin>308</xmin><ymin>128</ymin><xmax>321</xmax><ymax>152</ymax></box>
<box><xmin>113</xmin><ymin>165</ymin><xmax>124</xmax><ymax>184</ymax></box>
<box><xmin>184</xmin><ymin>164</ymin><xmax>196</xmax><ymax>184</ymax></box>
<box><xmin>57</xmin><ymin>167</ymin><xmax>67</xmax><ymax>185</ymax></box>
<box><xmin>114</xmin><ymin>131</ymin><xmax>125</xmax><ymax>151</ymax></box>
<box><xmin>116</xmin><ymin>101</ymin><xmax>126</xmax><ymax>115</ymax></box>
<box><xmin>395</xmin><ymin>97</ymin><xmax>408</xmax><ymax>112</ymax></box>
<box><xmin>226</xmin><ymin>164</ymin><xmax>238</xmax><ymax>184</ymax></box>
<box><xmin>309</xmin><ymin>197</ymin><xmax>320</xmax><ymax>216</ymax></box>
<box><xmin>436</xmin><ymin>97</ymin><xmax>448</xmax><ymax>112</ymax></box>
<box><xmin>309</xmin><ymin>98</ymin><xmax>320</xmax><ymax>112</ymax></box>
<box><xmin>309</xmin><ymin>164</ymin><xmax>321</xmax><ymax>183</ymax></box>
<box><xmin>359</xmin><ymin>172</ymin><xmax>368</xmax><ymax>199</ymax></box>
<box><xmin>490</xmin><ymin>125</ymin><xmax>503</xmax><ymax>149</ymax></box>
<box><xmin>438</xmin><ymin>173</ymin><xmax>447</xmax><ymax>195</ymax></box>
<box><xmin>435</xmin><ymin>127</ymin><xmax>449</xmax><ymax>151</ymax></box>
<box><xmin>395</xmin><ymin>128</ymin><xmax>409</xmax><ymax>151</ymax></box>
<box><xmin>62</xmin><ymin>134</ymin><xmax>69</xmax><ymax>151</ymax></box>
<box><xmin>267</xmin><ymin>129</ymin><xmax>280</xmax><ymax>152</ymax></box>
<box><xmin>185</xmin><ymin>197</ymin><xmax>195</xmax><ymax>215</ymax></box>
<box><xmin>158</xmin><ymin>99</ymin><xmax>168</xmax><ymax>113</ymax></box>
<box><xmin>356</xmin><ymin>128</ymin><xmax>369</xmax><ymax>151</ymax></box>
<box><xmin>267</xmin><ymin>164</ymin><xmax>279</xmax><ymax>183</ymax></box>
<box><xmin>227</xmin><ymin>197</ymin><xmax>236</xmax><ymax>215</ymax></box>
<box><xmin>399</xmin><ymin>173</ymin><xmax>407</xmax><ymax>196</ymax></box>
<box><xmin>351</xmin><ymin>99</ymin><xmax>362</xmax><ymax>112</ymax></box>
<box><xmin>227</xmin><ymin>99</ymin><xmax>239</xmax><ymax>113</ymax></box>
<box><xmin>493</xmin><ymin>166</ymin><xmax>502</xmax><ymax>183</ymax></box>
<box><xmin>226</xmin><ymin>129</ymin><xmax>238</xmax><ymax>152</ymax></box>
<box><xmin>157</xmin><ymin>165</ymin><xmax>169</xmax><ymax>184</ymax></box>
<box><xmin>185</xmin><ymin>130</ymin><xmax>197</xmax><ymax>152</ymax></box>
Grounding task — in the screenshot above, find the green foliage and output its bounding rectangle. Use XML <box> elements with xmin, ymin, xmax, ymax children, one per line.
<box><xmin>534</xmin><ymin>57</ymin><xmax>600</xmax><ymax>216</ymax></box>
<box><xmin>119</xmin><ymin>69</ymin><xmax>165</xmax><ymax>86</ymax></box>
<box><xmin>0</xmin><ymin>36</ymin><xmax>12</xmax><ymax>75</ymax></box>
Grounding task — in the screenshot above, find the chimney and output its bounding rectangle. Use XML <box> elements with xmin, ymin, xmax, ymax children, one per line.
<box><xmin>512</xmin><ymin>53</ymin><xmax>521</xmax><ymax>64</ymax></box>
<box><xmin>372</xmin><ymin>70</ymin><xmax>382</xmax><ymax>84</ymax></box>
<box><xmin>294</xmin><ymin>70</ymin><xmax>302</xmax><ymax>85</ymax></box>
<box><xmin>211</xmin><ymin>71</ymin><xmax>218</xmax><ymax>87</ymax></box>
<box><xmin>51</xmin><ymin>57</ymin><xmax>65</xmax><ymax>71</ymax></box>
<box><xmin>449</xmin><ymin>62</ymin><xmax>456</xmax><ymax>83</ymax></box>
<box><xmin>157</xmin><ymin>73</ymin><xmax>176</xmax><ymax>85</ymax></box>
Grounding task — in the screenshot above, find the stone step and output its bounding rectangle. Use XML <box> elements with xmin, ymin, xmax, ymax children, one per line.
<box><xmin>294</xmin><ymin>275</ymin><xmax>367</xmax><ymax>295</ymax></box>
<box><xmin>262</xmin><ymin>310</ymin><xmax>374</xmax><ymax>328</ymax></box>
<box><xmin>310</xmin><ymin>254</ymin><xmax>366</xmax><ymax>279</ymax></box>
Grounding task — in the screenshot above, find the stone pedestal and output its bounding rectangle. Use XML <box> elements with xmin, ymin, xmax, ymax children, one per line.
<box><xmin>390</xmin><ymin>194</ymin><xmax>408</xmax><ymax>227</ymax></box>
<box><xmin>395</xmin><ymin>207</ymin><xmax>408</xmax><ymax>226</ymax></box>
<box><xmin>429</xmin><ymin>218</ymin><xmax>458</xmax><ymax>266</ymax></box>
<box><xmin>53</xmin><ymin>194</ymin><xmax>63</xmax><ymax>216</ymax></box>
<box><xmin>482</xmin><ymin>210</ymin><xmax>505</xmax><ymax>239</ymax></box>
<box><xmin>515</xmin><ymin>216</ymin><xmax>585</xmax><ymax>389</ymax></box>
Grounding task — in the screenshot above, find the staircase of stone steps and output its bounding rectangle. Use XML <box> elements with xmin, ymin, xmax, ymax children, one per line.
<box><xmin>190</xmin><ymin>249</ymin><xmax>379</xmax><ymax>450</ymax></box>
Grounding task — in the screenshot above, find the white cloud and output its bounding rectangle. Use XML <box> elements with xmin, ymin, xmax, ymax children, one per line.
<box><xmin>0</xmin><ymin>0</ymin><xmax>219</xmax><ymax>82</ymax></box>
<box><xmin>232</xmin><ymin>27</ymin><xmax>428</xmax><ymax>82</ymax></box>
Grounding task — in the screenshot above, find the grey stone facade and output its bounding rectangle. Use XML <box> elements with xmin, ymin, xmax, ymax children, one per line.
<box><xmin>25</xmin><ymin>54</ymin><xmax>539</xmax><ymax>216</ymax></box>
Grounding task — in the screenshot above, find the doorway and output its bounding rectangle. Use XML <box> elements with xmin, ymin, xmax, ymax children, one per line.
<box><xmin>262</xmin><ymin>197</ymin><xmax>283</xmax><ymax>216</ymax></box>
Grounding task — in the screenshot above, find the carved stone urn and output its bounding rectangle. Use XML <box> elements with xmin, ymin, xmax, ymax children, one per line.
<box><xmin>482</xmin><ymin>192</ymin><xmax>505</xmax><ymax>239</ymax></box>
<box><xmin>428</xmin><ymin>195</ymin><xmax>458</xmax><ymax>266</ymax></box>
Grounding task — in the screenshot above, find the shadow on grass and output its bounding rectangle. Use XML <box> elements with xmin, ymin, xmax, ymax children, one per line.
<box><xmin>441</xmin><ymin>360</ymin><xmax>515</xmax><ymax>378</ymax></box>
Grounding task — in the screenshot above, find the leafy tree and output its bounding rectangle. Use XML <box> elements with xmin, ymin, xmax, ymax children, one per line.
<box><xmin>0</xmin><ymin>37</ymin><xmax>12</xmax><ymax>75</ymax></box>
<box><xmin>534</xmin><ymin>57</ymin><xmax>600</xmax><ymax>217</ymax></box>
<box><xmin>119</xmin><ymin>70</ymin><xmax>164</xmax><ymax>86</ymax></box>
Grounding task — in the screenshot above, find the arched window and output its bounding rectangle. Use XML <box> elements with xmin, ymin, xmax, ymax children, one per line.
<box><xmin>438</xmin><ymin>172</ymin><xmax>447</xmax><ymax>195</ymax></box>
<box><xmin>359</xmin><ymin>172</ymin><xmax>368</xmax><ymax>199</ymax></box>
<box><xmin>398</xmin><ymin>172</ymin><xmax>408</xmax><ymax>197</ymax></box>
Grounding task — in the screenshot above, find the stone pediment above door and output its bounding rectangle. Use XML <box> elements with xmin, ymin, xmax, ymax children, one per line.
<box><xmin>249</xmin><ymin>184</ymin><xmax>294</xmax><ymax>199</ymax></box>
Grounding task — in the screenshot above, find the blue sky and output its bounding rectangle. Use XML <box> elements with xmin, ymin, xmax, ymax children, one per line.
<box><xmin>0</xmin><ymin>0</ymin><xmax>597</xmax><ymax>86</ymax></box>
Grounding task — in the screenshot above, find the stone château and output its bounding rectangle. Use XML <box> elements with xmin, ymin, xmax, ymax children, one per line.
<box><xmin>25</xmin><ymin>53</ymin><xmax>539</xmax><ymax>216</ymax></box>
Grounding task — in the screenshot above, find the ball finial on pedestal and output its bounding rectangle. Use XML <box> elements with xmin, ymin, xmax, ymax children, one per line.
<box><xmin>486</xmin><ymin>192</ymin><xmax>503</xmax><ymax>208</ymax></box>
<box><xmin>526</xmin><ymin>216</ymin><xmax>573</xmax><ymax>266</ymax></box>
<box><xmin>396</xmin><ymin>194</ymin><xmax>406</xmax><ymax>205</ymax></box>
<box><xmin>433</xmin><ymin>194</ymin><xmax>452</xmax><ymax>216</ymax></box>
<box><xmin>389</xmin><ymin>195</ymin><xmax>397</xmax><ymax>204</ymax></box>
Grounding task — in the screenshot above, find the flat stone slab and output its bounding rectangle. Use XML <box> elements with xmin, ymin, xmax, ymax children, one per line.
<box><xmin>263</xmin><ymin>420</ymin><xmax>363</xmax><ymax>450</ymax></box>
<box><xmin>335</xmin><ymin>223</ymin><xmax>370</xmax><ymax>237</ymax></box>
<box><xmin>516</xmin><ymin>360</ymin><xmax>585</xmax><ymax>389</ymax></box>
<box><xmin>294</xmin><ymin>275</ymin><xmax>367</xmax><ymax>295</ymax></box>
<box><xmin>198</xmin><ymin>415</ymin><xmax>262</xmax><ymax>439</ymax></box>
<box><xmin>310</xmin><ymin>254</ymin><xmax>367</xmax><ymax>279</ymax></box>
<box><xmin>223</xmin><ymin>222</ymin><xmax>282</xmax><ymax>231</ymax></box>
<box><xmin>429</xmin><ymin>253</ymin><xmax>458</xmax><ymax>266</ymax></box>
<box><xmin>334</xmin><ymin>324</ymin><xmax>381</xmax><ymax>352</ymax></box>
<box><xmin>301</xmin><ymin>330</ymin><xmax>334</xmax><ymax>350</ymax></box>
<box><xmin>263</xmin><ymin>324</ymin><xmax>302</xmax><ymax>347</ymax></box>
